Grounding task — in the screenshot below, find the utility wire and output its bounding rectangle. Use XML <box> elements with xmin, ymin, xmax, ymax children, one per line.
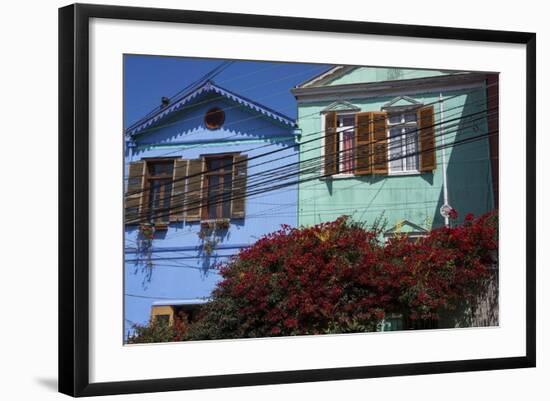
<box><xmin>124</xmin><ymin>90</ymin><xmax>498</xmax><ymax>198</ymax></box>
<box><xmin>126</xmin><ymin>64</ymin><xmax>436</xmax><ymax>134</ymax></box>
<box><xmin>123</xmin><ymin>106</ymin><xmax>497</xmax><ymax>223</ymax></box>
<box><xmin>127</xmin><ymin>61</ymin><xmax>235</xmax><ymax>131</ymax></box>
<box><xmin>125</xmin><ymin>79</ymin><xmax>497</xmax><ymax>171</ymax></box>
<box><xmin>127</xmin><ymin>121</ymin><xmax>498</xmax><ymax>224</ymax></box>
<box><xmin>126</xmin><ymin>109</ymin><xmax>500</xmax><ymax>222</ymax></box>
<box><xmin>124</xmin><ymin>89</ymin><xmax>497</xmax><ymax>183</ymax></box>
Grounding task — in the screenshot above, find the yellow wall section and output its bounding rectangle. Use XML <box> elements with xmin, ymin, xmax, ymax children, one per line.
<box><xmin>151</xmin><ymin>305</ymin><xmax>174</xmax><ymax>325</ymax></box>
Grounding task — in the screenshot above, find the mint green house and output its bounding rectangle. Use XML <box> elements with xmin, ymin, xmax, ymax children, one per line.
<box><xmin>291</xmin><ymin>66</ymin><xmax>499</xmax><ymax>236</ymax></box>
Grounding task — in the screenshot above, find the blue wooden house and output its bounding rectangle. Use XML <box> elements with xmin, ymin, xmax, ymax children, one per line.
<box><xmin>124</xmin><ymin>80</ymin><xmax>298</xmax><ymax>338</ymax></box>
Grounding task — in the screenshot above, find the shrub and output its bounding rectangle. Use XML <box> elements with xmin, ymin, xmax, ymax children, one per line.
<box><xmin>185</xmin><ymin>212</ymin><xmax>498</xmax><ymax>340</ymax></box>
<box><xmin>127</xmin><ymin>311</ymin><xmax>190</xmax><ymax>344</ymax></box>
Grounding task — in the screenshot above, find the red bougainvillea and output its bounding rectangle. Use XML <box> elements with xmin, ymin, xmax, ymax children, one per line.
<box><xmin>184</xmin><ymin>212</ymin><xmax>498</xmax><ymax>340</ymax></box>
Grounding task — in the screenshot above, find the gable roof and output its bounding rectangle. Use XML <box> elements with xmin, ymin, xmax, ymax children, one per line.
<box><xmin>320</xmin><ymin>100</ymin><xmax>361</xmax><ymax>114</ymax></box>
<box><xmin>384</xmin><ymin>220</ymin><xmax>429</xmax><ymax>235</ymax></box>
<box><xmin>382</xmin><ymin>95</ymin><xmax>423</xmax><ymax>109</ymax></box>
<box><xmin>295</xmin><ymin>66</ymin><xmax>357</xmax><ymax>88</ymax></box>
<box><xmin>126</xmin><ymin>80</ymin><xmax>295</xmax><ymax>137</ymax></box>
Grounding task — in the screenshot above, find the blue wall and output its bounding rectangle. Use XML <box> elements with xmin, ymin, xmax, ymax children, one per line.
<box><xmin>124</xmin><ymin>93</ymin><xmax>298</xmax><ymax>337</ymax></box>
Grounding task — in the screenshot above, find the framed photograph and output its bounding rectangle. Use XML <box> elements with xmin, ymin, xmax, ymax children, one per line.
<box><xmin>58</xmin><ymin>3</ymin><xmax>536</xmax><ymax>397</ymax></box>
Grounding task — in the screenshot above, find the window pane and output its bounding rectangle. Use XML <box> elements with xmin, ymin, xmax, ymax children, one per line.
<box><xmin>150</xmin><ymin>181</ymin><xmax>161</xmax><ymax>209</ymax></box>
<box><xmin>208</xmin><ymin>159</ymin><xmax>222</xmax><ymax>171</ymax></box>
<box><xmin>404</xmin><ymin>113</ymin><xmax>417</xmax><ymax>123</ymax></box>
<box><xmin>388</xmin><ymin>114</ymin><xmax>401</xmax><ymax>125</ymax></box>
<box><xmin>389</xmin><ymin>127</ymin><xmax>402</xmax><ymax>138</ymax></box>
<box><xmin>161</xmin><ymin>181</ymin><xmax>172</xmax><ymax>222</ymax></box>
<box><xmin>341</xmin><ymin>131</ymin><xmax>354</xmax><ymax>173</ymax></box>
<box><xmin>338</xmin><ymin>114</ymin><xmax>355</xmax><ymax>127</ymax></box>
<box><xmin>209</xmin><ymin>175</ymin><xmax>220</xmax><ymax>188</ymax></box>
<box><xmin>149</xmin><ymin>162</ymin><xmax>173</xmax><ymax>176</ymax></box>
<box><xmin>207</xmin><ymin>175</ymin><xmax>220</xmax><ymax>219</ymax></box>
<box><xmin>207</xmin><ymin>189</ymin><xmax>219</xmax><ymax>219</ymax></box>
<box><xmin>208</xmin><ymin>157</ymin><xmax>233</xmax><ymax>173</ymax></box>
<box><xmin>404</xmin><ymin>127</ymin><xmax>418</xmax><ymax>171</ymax></box>
<box><xmin>389</xmin><ymin>136</ymin><xmax>403</xmax><ymax>172</ymax></box>
<box><xmin>222</xmin><ymin>173</ymin><xmax>232</xmax><ymax>218</ymax></box>
<box><xmin>156</xmin><ymin>315</ymin><xmax>170</xmax><ymax>326</ymax></box>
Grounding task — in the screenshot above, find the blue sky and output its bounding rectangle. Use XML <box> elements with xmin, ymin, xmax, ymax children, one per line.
<box><xmin>124</xmin><ymin>55</ymin><xmax>333</xmax><ymax>129</ymax></box>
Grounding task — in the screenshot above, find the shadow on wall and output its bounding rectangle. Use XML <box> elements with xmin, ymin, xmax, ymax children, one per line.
<box><xmin>431</xmin><ymin>90</ymin><xmax>494</xmax><ymax>228</ymax></box>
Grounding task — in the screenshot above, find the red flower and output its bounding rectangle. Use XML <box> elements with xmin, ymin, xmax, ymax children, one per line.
<box><xmin>188</xmin><ymin>211</ymin><xmax>498</xmax><ymax>340</ymax></box>
<box><xmin>448</xmin><ymin>208</ymin><xmax>458</xmax><ymax>220</ymax></box>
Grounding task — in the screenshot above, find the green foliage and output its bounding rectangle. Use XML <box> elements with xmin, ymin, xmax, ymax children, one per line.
<box><xmin>127</xmin><ymin>319</ymin><xmax>176</xmax><ymax>344</ymax></box>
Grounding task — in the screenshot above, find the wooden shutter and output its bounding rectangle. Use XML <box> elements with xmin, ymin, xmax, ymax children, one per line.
<box><xmin>371</xmin><ymin>111</ymin><xmax>388</xmax><ymax>175</ymax></box>
<box><xmin>184</xmin><ymin>159</ymin><xmax>204</xmax><ymax>222</ymax></box>
<box><xmin>125</xmin><ymin>161</ymin><xmax>146</xmax><ymax>224</ymax></box>
<box><xmin>169</xmin><ymin>159</ymin><xmax>188</xmax><ymax>222</ymax></box>
<box><xmin>231</xmin><ymin>155</ymin><xmax>248</xmax><ymax>219</ymax></box>
<box><xmin>418</xmin><ymin>105</ymin><xmax>436</xmax><ymax>172</ymax></box>
<box><xmin>354</xmin><ymin>112</ymin><xmax>372</xmax><ymax>175</ymax></box>
<box><xmin>324</xmin><ymin>112</ymin><xmax>338</xmax><ymax>176</ymax></box>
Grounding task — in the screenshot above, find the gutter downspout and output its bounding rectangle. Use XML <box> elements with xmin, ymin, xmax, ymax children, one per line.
<box><xmin>439</xmin><ymin>93</ymin><xmax>450</xmax><ymax>227</ymax></box>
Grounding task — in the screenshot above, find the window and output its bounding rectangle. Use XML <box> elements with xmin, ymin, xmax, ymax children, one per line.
<box><xmin>145</xmin><ymin>160</ymin><xmax>174</xmax><ymax>224</ymax></box>
<box><xmin>387</xmin><ymin>111</ymin><xmax>420</xmax><ymax>174</ymax></box>
<box><xmin>155</xmin><ymin>314</ymin><xmax>170</xmax><ymax>326</ymax></box>
<box><xmin>151</xmin><ymin>305</ymin><xmax>174</xmax><ymax>326</ymax></box>
<box><xmin>204</xmin><ymin>107</ymin><xmax>225</xmax><ymax>130</ymax></box>
<box><xmin>336</xmin><ymin>114</ymin><xmax>355</xmax><ymax>174</ymax></box>
<box><xmin>150</xmin><ymin>304</ymin><xmax>204</xmax><ymax>329</ymax></box>
<box><xmin>322</xmin><ymin>104</ymin><xmax>435</xmax><ymax>178</ymax></box>
<box><xmin>125</xmin><ymin>154</ymin><xmax>248</xmax><ymax>225</ymax></box>
<box><xmin>204</xmin><ymin>156</ymin><xmax>233</xmax><ymax>220</ymax></box>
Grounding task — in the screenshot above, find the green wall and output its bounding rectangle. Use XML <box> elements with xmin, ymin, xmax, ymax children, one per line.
<box><xmin>325</xmin><ymin>67</ymin><xmax>455</xmax><ymax>86</ymax></box>
<box><xmin>296</xmin><ymin>85</ymin><xmax>494</xmax><ymax>232</ymax></box>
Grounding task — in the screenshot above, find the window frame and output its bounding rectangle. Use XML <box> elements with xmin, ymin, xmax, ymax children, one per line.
<box><xmin>335</xmin><ymin>112</ymin><xmax>356</xmax><ymax>176</ymax></box>
<box><xmin>142</xmin><ymin>158</ymin><xmax>177</xmax><ymax>226</ymax></box>
<box><xmin>202</xmin><ymin>154</ymin><xmax>236</xmax><ymax>222</ymax></box>
<box><xmin>384</xmin><ymin>107</ymin><xmax>423</xmax><ymax>176</ymax></box>
<box><xmin>321</xmin><ymin>111</ymin><xmax>357</xmax><ymax>178</ymax></box>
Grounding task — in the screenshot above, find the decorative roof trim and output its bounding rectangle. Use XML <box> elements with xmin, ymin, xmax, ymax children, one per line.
<box><xmin>292</xmin><ymin>72</ymin><xmax>488</xmax><ymax>103</ymax></box>
<box><xmin>382</xmin><ymin>95</ymin><xmax>423</xmax><ymax>109</ymax></box>
<box><xmin>295</xmin><ymin>66</ymin><xmax>357</xmax><ymax>88</ymax></box>
<box><xmin>152</xmin><ymin>298</ymin><xmax>210</xmax><ymax>307</ymax></box>
<box><xmin>126</xmin><ymin>80</ymin><xmax>295</xmax><ymax>136</ymax></box>
<box><xmin>320</xmin><ymin>100</ymin><xmax>361</xmax><ymax>114</ymax></box>
<box><xmin>384</xmin><ymin>220</ymin><xmax>428</xmax><ymax>235</ymax></box>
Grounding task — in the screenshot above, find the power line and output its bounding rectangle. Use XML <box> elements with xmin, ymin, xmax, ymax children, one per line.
<box><xmin>126</xmin><ymin>62</ymin><xmax>327</xmax><ymax>135</ymax></box>
<box><xmin>126</xmin><ymin>64</ymin><xmax>437</xmax><ymax>135</ymax></box>
<box><xmin>125</xmin><ymin>111</ymin><xmax>497</xmax><ymax>224</ymax></box>
<box><xmin>123</xmin><ymin>89</ymin><xmax>497</xmax><ymax>184</ymax></box>
<box><xmin>125</xmin><ymin>79</ymin><xmax>498</xmax><ymax>175</ymax></box>
<box><xmin>124</xmin><ymin>90</ymin><xmax>498</xmax><ymax>200</ymax></box>
<box><xmin>126</xmin><ymin>61</ymin><xmax>235</xmax><ymax>131</ymax></box>
<box><xmin>123</xmin><ymin>106</ymin><xmax>498</xmax><ymax>223</ymax></box>
<box><xmin>126</xmin><ymin>121</ymin><xmax>498</xmax><ymax>224</ymax></box>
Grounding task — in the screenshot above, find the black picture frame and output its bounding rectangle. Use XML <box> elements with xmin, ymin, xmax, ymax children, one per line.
<box><xmin>59</xmin><ymin>3</ymin><xmax>536</xmax><ymax>397</ymax></box>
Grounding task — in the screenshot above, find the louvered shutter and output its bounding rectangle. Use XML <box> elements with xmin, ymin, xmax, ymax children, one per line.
<box><xmin>185</xmin><ymin>158</ymin><xmax>204</xmax><ymax>222</ymax></box>
<box><xmin>231</xmin><ymin>155</ymin><xmax>247</xmax><ymax>219</ymax></box>
<box><xmin>372</xmin><ymin>111</ymin><xmax>388</xmax><ymax>175</ymax></box>
<box><xmin>169</xmin><ymin>159</ymin><xmax>188</xmax><ymax>222</ymax></box>
<box><xmin>125</xmin><ymin>161</ymin><xmax>146</xmax><ymax>224</ymax></box>
<box><xmin>418</xmin><ymin>105</ymin><xmax>437</xmax><ymax>172</ymax></box>
<box><xmin>354</xmin><ymin>112</ymin><xmax>373</xmax><ymax>175</ymax></box>
<box><xmin>324</xmin><ymin>112</ymin><xmax>338</xmax><ymax>176</ymax></box>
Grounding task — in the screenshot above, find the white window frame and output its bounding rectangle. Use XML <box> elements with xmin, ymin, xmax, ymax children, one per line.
<box><xmin>385</xmin><ymin>108</ymin><xmax>422</xmax><ymax>176</ymax></box>
<box><xmin>335</xmin><ymin>112</ymin><xmax>356</xmax><ymax>177</ymax></box>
